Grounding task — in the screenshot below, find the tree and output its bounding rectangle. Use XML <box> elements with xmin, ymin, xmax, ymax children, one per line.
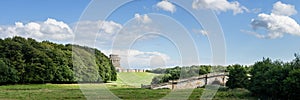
<box><xmin>226</xmin><ymin>64</ymin><xmax>249</xmax><ymax>89</ymax></box>
<box><xmin>0</xmin><ymin>59</ymin><xmax>19</xmax><ymax>85</ymax></box>
<box><xmin>283</xmin><ymin>69</ymin><xmax>300</xmax><ymax>99</ymax></box>
<box><xmin>282</xmin><ymin>54</ymin><xmax>300</xmax><ymax>99</ymax></box>
<box><xmin>248</xmin><ymin>58</ymin><xmax>273</xmax><ymax>97</ymax></box>
<box><xmin>247</xmin><ymin>57</ymin><xmax>295</xmax><ymax>99</ymax></box>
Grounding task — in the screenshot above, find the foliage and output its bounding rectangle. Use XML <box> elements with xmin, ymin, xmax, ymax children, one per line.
<box><xmin>0</xmin><ymin>36</ymin><xmax>116</xmax><ymax>84</ymax></box>
<box><xmin>226</xmin><ymin>64</ymin><xmax>249</xmax><ymax>89</ymax></box>
<box><xmin>0</xmin><ymin>59</ymin><xmax>19</xmax><ymax>84</ymax></box>
<box><xmin>247</xmin><ymin>55</ymin><xmax>300</xmax><ymax>99</ymax></box>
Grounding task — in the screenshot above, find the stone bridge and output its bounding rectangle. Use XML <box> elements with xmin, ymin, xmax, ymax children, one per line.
<box><xmin>143</xmin><ymin>72</ymin><xmax>229</xmax><ymax>89</ymax></box>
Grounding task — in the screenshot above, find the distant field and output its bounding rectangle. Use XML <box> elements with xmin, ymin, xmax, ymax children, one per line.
<box><xmin>110</xmin><ymin>72</ymin><xmax>159</xmax><ymax>88</ymax></box>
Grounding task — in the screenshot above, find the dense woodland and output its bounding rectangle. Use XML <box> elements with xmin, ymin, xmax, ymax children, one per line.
<box><xmin>0</xmin><ymin>36</ymin><xmax>117</xmax><ymax>85</ymax></box>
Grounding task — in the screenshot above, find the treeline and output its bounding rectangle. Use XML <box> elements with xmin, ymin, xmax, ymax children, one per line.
<box><xmin>226</xmin><ymin>54</ymin><xmax>300</xmax><ymax>99</ymax></box>
<box><xmin>149</xmin><ymin>65</ymin><xmax>214</xmax><ymax>84</ymax></box>
<box><xmin>0</xmin><ymin>36</ymin><xmax>116</xmax><ymax>85</ymax></box>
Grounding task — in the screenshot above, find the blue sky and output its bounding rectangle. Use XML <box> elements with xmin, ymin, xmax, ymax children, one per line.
<box><xmin>0</xmin><ymin>0</ymin><xmax>300</xmax><ymax>68</ymax></box>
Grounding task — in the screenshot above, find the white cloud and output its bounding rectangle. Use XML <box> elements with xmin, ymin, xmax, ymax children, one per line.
<box><xmin>249</xmin><ymin>1</ymin><xmax>300</xmax><ymax>39</ymax></box>
<box><xmin>101</xmin><ymin>21</ymin><xmax>123</xmax><ymax>34</ymax></box>
<box><xmin>192</xmin><ymin>0</ymin><xmax>249</xmax><ymax>15</ymax></box>
<box><xmin>192</xmin><ymin>0</ymin><xmax>248</xmax><ymax>15</ymax></box>
<box><xmin>0</xmin><ymin>18</ymin><xmax>124</xmax><ymax>45</ymax></box>
<box><xmin>0</xmin><ymin>14</ymin><xmax>155</xmax><ymax>47</ymax></box>
<box><xmin>272</xmin><ymin>1</ymin><xmax>297</xmax><ymax>16</ymax></box>
<box><xmin>102</xmin><ymin>49</ymin><xmax>172</xmax><ymax>68</ymax></box>
<box><xmin>156</xmin><ymin>0</ymin><xmax>176</xmax><ymax>13</ymax></box>
<box><xmin>73</xmin><ymin>20</ymin><xmax>123</xmax><ymax>47</ymax></box>
<box><xmin>75</xmin><ymin>20</ymin><xmax>122</xmax><ymax>35</ymax></box>
<box><xmin>134</xmin><ymin>13</ymin><xmax>152</xmax><ymax>23</ymax></box>
<box><xmin>0</xmin><ymin>18</ymin><xmax>73</xmax><ymax>42</ymax></box>
<box><xmin>43</xmin><ymin>18</ymin><xmax>73</xmax><ymax>34</ymax></box>
<box><xmin>74</xmin><ymin>14</ymin><xmax>157</xmax><ymax>49</ymax></box>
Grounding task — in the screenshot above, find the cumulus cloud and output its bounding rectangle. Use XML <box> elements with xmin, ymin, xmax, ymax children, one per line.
<box><xmin>101</xmin><ymin>21</ymin><xmax>123</xmax><ymax>34</ymax></box>
<box><xmin>75</xmin><ymin>15</ymin><xmax>156</xmax><ymax>48</ymax></box>
<box><xmin>75</xmin><ymin>20</ymin><xmax>122</xmax><ymax>39</ymax></box>
<box><xmin>134</xmin><ymin>13</ymin><xmax>152</xmax><ymax>23</ymax></box>
<box><xmin>75</xmin><ymin>20</ymin><xmax>122</xmax><ymax>34</ymax></box>
<box><xmin>272</xmin><ymin>1</ymin><xmax>297</xmax><ymax>16</ymax></box>
<box><xmin>103</xmin><ymin>49</ymin><xmax>172</xmax><ymax>68</ymax></box>
<box><xmin>0</xmin><ymin>18</ymin><xmax>124</xmax><ymax>45</ymax></box>
<box><xmin>249</xmin><ymin>1</ymin><xmax>300</xmax><ymax>39</ymax></box>
<box><xmin>192</xmin><ymin>0</ymin><xmax>248</xmax><ymax>15</ymax></box>
<box><xmin>156</xmin><ymin>0</ymin><xmax>176</xmax><ymax>13</ymax></box>
<box><xmin>72</xmin><ymin>20</ymin><xmax>123</xmax><ymax>47</ymax></box>
<box><xmin>0</xmin><ymin>18</ymin><xmax>73</xmax><ymax>42</ymax></box>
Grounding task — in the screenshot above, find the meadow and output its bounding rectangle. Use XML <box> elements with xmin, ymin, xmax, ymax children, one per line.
<box><xmin>0</xmin><ymin>84</ymin><xmax>256</xmax><ymax>100</ymax></box>
<box><xmin>0</xmin><ymin>72</ymin><xmax>256</xmax><ymax>100</ymax></box>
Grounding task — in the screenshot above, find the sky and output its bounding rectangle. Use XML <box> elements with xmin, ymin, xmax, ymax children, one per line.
<box><xmin>0</xmin><ymin>0</ymin><xmax>300</xmax><ymax>69</ymax></box>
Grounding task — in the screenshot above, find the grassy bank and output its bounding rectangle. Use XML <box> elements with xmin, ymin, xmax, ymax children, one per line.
<box><xmin>0</xmin><ymin>84</ymin><xmax>256</xmax><ymax>100</ymax></box>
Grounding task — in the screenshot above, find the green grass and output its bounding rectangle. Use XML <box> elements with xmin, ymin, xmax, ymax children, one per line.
<box><xmin>0</xmin><ymin>72</ymin><xmax>256</xmax><ymax>99</ymax></box>
<box><xmin>0</xmin><ymin>84</ymin><xmax>256</xmax><ymax>100</ymax></box>
<box><xmin>109</xmin><ymin>72</ymin><xmax>159</xmax><ymax>88</ymax></box>
<box><xmin>0</xmin><ymin>84</ymin><xmax>85</xmax><ymax>100</ymax></box>
<box><xmin>189</xmin><ymin>87</ymin><xmax>256</xmax><ymax>100</ymax></box>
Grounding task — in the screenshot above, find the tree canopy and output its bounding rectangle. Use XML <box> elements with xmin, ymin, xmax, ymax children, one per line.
<box><xmin>0</xmin><ymin>36</ymin><xmax>116</xmax><ymax>85</ymax></box>
<box><xmin>247</xmin><ymin>56</ymin><xmax>300</xmax><ymax>99</ymax></box>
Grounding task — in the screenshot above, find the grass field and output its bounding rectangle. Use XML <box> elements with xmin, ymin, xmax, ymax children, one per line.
<box><xmin>0</xmin><ymin>72</ymin><xmax>257</xmax><ymax>100</ymax></box>
<box><xmin>110</xmin><ymin>72</ymin><xmax>159</xmax><ymax>87</ymax></box>
<box><xmin>0</xmin><ymin>84</ymin><xmax>256</xmax><ymax>100</ymax></box>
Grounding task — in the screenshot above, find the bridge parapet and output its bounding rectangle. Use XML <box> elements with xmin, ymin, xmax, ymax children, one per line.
<box><xmin>145</xmin><ymin>72</ymin><xmax>229</xmax><ymax>89</ymax></box>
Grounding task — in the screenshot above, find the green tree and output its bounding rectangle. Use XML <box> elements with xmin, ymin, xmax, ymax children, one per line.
<box><xmin>283</xmin><ymin>69</ymin><xmax>300</xmax><ymax>99</ymax></box>
<box><xmin>0</xmin><ymin>59</ymin><xmax>19</xmax><ymax>85</ymax></box>
<box><xmin>226</xmin><ymin>64</ymin><xmax>249</xmax><ymax>89</ymax></box>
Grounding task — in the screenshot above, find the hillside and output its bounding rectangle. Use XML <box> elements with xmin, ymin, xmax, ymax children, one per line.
<box><xmin>0</xmin><ymin>36</ymin><xmax>116</xmax><ymax>84</ymax></box>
